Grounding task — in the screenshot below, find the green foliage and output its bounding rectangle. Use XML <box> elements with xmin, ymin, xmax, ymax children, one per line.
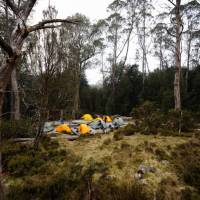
<box><xmin>79</xmin><ymin>66</ymin><xmax>200</xmax><ymax>116</ymax></box>
<box><xmin>2</xmin><ymin>137</ymin><xmax>65</xmax><ymax>177</ymax></box>
<box><xmin>163</xmin><ymin>110</ymin><xmax>195</xmax><ymax>132</ymax></box>
<box><xmin>131</xmin><ymin>101</ymin><xmax>156</xmax><ymax>119</ymax></box>
<box><xmin>172</xmin><ymin>138</ymin><xmax>200</xmax><ymax>193</ymax></box>
<box><xmin>131</xmin><ymin>101</ymin><xmax>164</xmax><ymax>134</ymax></box>
<box><xmin>93</xmin><ymin>180</ymin><xmax>152</xmax><ymax>200</ymax></box>
<box><xmin>114</xmin><ymin>124</ymin><xmax>137</xmax><ymax>136</ymax></box>
<box><xmin>156</xmin><ymin>177</ymin><xmax>182</xmax><ymax>200</ymax></box>
<box><xmin>0</xmin><ymin>119</ymin><xmax>35</xmax><ymax>140</ymax></box>
<box><xmin>130</xmin><ymin>101</ymin><xmax>195</xmax><ymax>135</ymax></box>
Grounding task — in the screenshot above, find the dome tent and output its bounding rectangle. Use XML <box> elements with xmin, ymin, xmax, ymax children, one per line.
<box><xmin>103</xmin><ymin>116</ymin><xmax>112</xmax><ymax>123</ymax></box>
<box><xmin>78</xmin><ymin>124</ymin><xmax>91</xmax><ymax>135</ymax></box>
<box><xmin>55</xmin><ymin>124</ymin><xmax>72</xmax><ymax>134</ymax></box>
<box><xmin>81</xmin><ymin>114</ymin><xmax>93</xmax><ymax>121</ymax></box>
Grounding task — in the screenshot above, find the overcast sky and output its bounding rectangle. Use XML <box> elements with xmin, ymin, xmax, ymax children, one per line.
<box><xmin>33</xmin><ymin>0</ymin><xmax>113</xmax><ymax>85</ymax></box>
<box><xmin>32</xmin><ymin>0</ymin><xmax>199</xmax><ymax>85</ymax></box>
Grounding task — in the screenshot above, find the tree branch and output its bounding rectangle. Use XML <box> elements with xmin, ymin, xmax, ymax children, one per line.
<box><xmin>28</xmin><ymin>19</ymin><xmax>78</xmax><ymax>33</ymax></box>
<box><xmin>4</xmin><ymin>0</ymin><xmax>19</xmax><ymax>15</ymax></box>
<box><xmin>168</xmin><ymin>0</ymin><xmax>176</xmax><ymax>7</ymax></box>
<box><xmin>0</xmin><ymin>35</ymin><xmax>13</xmax><ymax>56</ymax></box>
<box><xmin>23</xmin><ymin>0</ymin><xmax>37</xmax><ymax>19</ymax></box>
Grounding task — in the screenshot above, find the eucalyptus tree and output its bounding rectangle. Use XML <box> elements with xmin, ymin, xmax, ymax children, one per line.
<box><xmin>105</xmin><ymin>0</ymin><xmax>140</xmax><ymax>113</ymax></box>
<box><xmin>0</xmin><ymin>0</ymin><xmax>77</xmax><ymax>118</ymax></box>
<box><xmin>0</xmin><ymin>1</ymin><xmax>77</xmax><ymax>197</ymax></box>
<box><xmin>151</xmin><ymin>22</ymin><xmax>174</xmax><ymax>70</ymax></box>
<box><xmin>166</xmin><ymin>0</ymin><xmax>182</xmax><ymax>111</ymax></box>
<box><xmin>181</xmin><ymin>0</ymin><xmax>200</xmax><ymax>90</ymax></box>
<box><xmin>27</xmin><ymin>5</ymin><xmax>63</xmax><ymax>114</ymax></box>
<box><xmin>0</xmin><ymin>0</ymin><xmax>20</xmax><ymax>120</ymax></box>
<box><xmin>59</xmin><ymin>14</ymin><xmax>104</xmax><ymax>118</ymax></box>
<box><xmin>136</xmin><ymin>0</ymin><xmax>154</xmax><ymax>84</ymax></box>
<box><xmin>106</xmin><ymin>0</ymin><xmax>126</xmax><ymax>96</ymax></box>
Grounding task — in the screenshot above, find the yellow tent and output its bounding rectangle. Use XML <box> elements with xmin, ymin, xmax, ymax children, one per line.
<box><xmin>55</xmin><ymin>124</ymin><xmax>71</xmax><ymax>134</ymax></box>
<box><xmin>78</xmin><ymin>124</ymin><xmax>90</xmax><ymax>135</ymax></box>
<box><xmin>103</xmin><ymin>116</ymin><xmax>112</xmax><ymax>122</ymax></box>
<box><xmin>81</xmin><ymin>114</ymin><xmax>93</xmax><ymax>121</ymax></box>
<box><xmin>94</xmin><ymin>117</ymin><xmax>103</xmax><ymax>121</ymax></box>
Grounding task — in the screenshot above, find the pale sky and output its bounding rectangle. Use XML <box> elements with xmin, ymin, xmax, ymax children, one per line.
<box><xmin>32</xmin><ymin>0</ymin><xmax>191</xmax><ymax>85</ymax></box>
<box><xmin>33</xmin><ymin>0</ymin><xmax>112</xmax><ymax>85</ymax></box>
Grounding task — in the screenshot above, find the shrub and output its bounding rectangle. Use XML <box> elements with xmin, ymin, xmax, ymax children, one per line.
<box><xmin>0</xmin><ymin>119</ymin><xmax>35</xmax><ymax>140</ymax></box>
<box><xmin>172</xmin><ymin>138</ymin><xmax>200</xmax><ymax>193</ymax></box>
<box><xmin>165</xmin><ymin>110</ymin><xmax>195</xmax><ymax>132</ymax></box>
<box><xmin>114</xmin><ymin>124</ymin><xmax>137</xmax><ymax>137</ymax></box>
<box><xmin>103</xmin><ymin>138</ymin><xmax>112</xmax><ymax>145</ymax></box>
<box><xmin>113</xmin><ymin>131</ymin><xmax>124</xmax><ymax>141</ymax></box>
<box><xmin>131</xmin><ymin>101</ymin><xmax>195</xmax><ymax>135</ymax></box>
<box><xmin>92</xmin><ymin>179</ymin><xmax>152</xmax><ymax>200</ymax></box>
<box><xmin>131</xmin><ymin>101</ymin><xmax>156</xmax><ymax>119</ymax></box>
<box><xmin>156</xmin><ymin>177</ymin><xmax>182</xmax><ymax>200</ymax></box>
<box><xmin>131</xmin><ymin>101</ymin><xmax>165</xmax><ymax>134</ymax></box>
<box><xmin>2</xmin><ymin>137</ymin><xmax>66</xmax><ymax>177</ymax></box>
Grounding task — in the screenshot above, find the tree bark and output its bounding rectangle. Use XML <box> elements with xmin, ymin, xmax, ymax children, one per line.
<box><xmin>186</xmin><ymin>29</ymin><xmax>192</xmax><ymax>92</ymax></box>
<box><xmin>11</xmin><ymin>68</ymin><xmax>20</xmax><ymax>120</ymax></box>
<box><xmin>73</xmin><ymin>81</ymin><xmax>80</xmax><ymax>119</ymax></box>
<box><xmin>174</xmin><ymin>0</ymin><xmax>182</xmax><ymax>110</ymax></box>
<box><xmin>72</xmin><ymin>61</ymin><xmax>81</xmax><ymax>119</ymax></box>
<box><xmin>0</xmin><ymin>2</ymin><xmax>77</xmax><ymax>199</ymax></box>
<box><xmin>0</xmin><ymin>57</ymin><xmax>19</xmax><ymax>118</ymax></box>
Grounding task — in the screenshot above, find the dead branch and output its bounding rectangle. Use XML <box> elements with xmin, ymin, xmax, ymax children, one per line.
<box><xmin>28</xmin><ymin>19</ymin><xmax>78</xmax><ymax>33</ymax></box>
<box><xmin>168</xmin><ymin>0</ymin><xmax>176</xmax><ymax>7</ymax></box>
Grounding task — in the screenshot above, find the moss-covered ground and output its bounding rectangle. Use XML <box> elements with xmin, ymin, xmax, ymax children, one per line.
<box><xmin>2</xmin><ymin>131</ymin><xmax>200</xmax><ymax>200</ymax></box>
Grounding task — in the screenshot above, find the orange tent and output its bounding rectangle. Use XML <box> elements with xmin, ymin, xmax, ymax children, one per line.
<box><xmin>103</xmin><ymin>116</ymin><xmax>112</xmax><ymax>122</ymax></box>
<box><xmin>55</xmin><ymin>124</ymin><xmax>71</xmax><ymax>134</ymax></box>
<box><xmin>78</xmin><ymin>124</ymin><xmax>90</xmax><ymax>135</ymax></box>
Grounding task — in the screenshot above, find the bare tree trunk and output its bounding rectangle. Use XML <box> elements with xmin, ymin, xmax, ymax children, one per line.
<box><xmin>0</xmin><ymin>2</ymin><xmax>77</xmax><ymax>199</ymax></box>
<box><xmin>11</xmin><ymin>68</ymin><xmax>20</xmax><ymax>120</ymax></box>
<box><xmin>174</xmin><ymin>0</ymin><xmax>182</xmax><ymax>111</ymax></box>
<box><xmin>0</xmin><ymin>59</ymin><xmax>18</xmax><ymax>200</ymax></box>
<box><xmin>159</xmin><ymin>39</ymin><xmax>164</xmax><ymax>70</ymax></box>
<box><xmin>186</xmin><ymin>29</ymin><xmax>192</xmax><ymax>92</ymax></box>
<box><xmin>0</xmin><ymin>119</ymin><xmax>4</xmax><ymax>200</ymax></box>
<box><xmin>72</xmin><ymin>63</ymin><xmax>80</xmax><ymax>119</ymax></box>
<box><xmin>73</xmin><ymin>81</ymin><xmax>80</xmax><ymax>119</ymax></box>
<box><xmin>142</xmin><ymin>0</ymin><xmax>147</xmax><ymax>85</ymax></box>
<box><xmin>0</xmin><ymin>58</ymin><xmax>19</xmax><ymax>117</ymax></box>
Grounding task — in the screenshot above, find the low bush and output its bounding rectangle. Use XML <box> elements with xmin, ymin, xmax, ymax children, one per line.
<box><xmin>130</xmin><ymin>101</ymin><xmax>196</xmax><ymax>135</ymax></box>
<box><xmin>172</xmin><ymin>138</ymin><xmax>200</xmax><ymax>193</ymax></box>
<box><xmin>113</xmin><ymin>131</ymin><xmax>124</xmax><ymax>141</ymax></box>
<box><xmin>2</xmin><ymin>137</ymin><xmax>66</xmax><ymax>177</ymax></box>
<box><xmin>156</xmin><ymin>177</ymin><xmax>182</xmax><ymax>200</ymax></box>
<box><xmin>165</xmin><ymin>110</ymin><xmax>195</xmax><ymax>132</ymax></box>
<box><xmin>103</xmin><ymin>138</ymin><xmax>112</xmax><ymax>145</ymax></box>
<box><xmin>92</xmin><ymin>179</ymin><xmax>153</xmax><ymax>200</ymax></box>
<box><xmin>131</xmin><ymin>101</ymin><xmax>157</xmax><ymax>119</ymax></box>
<box><xmin>114</xmin><ymin>124</ymin><xmax>137</xmax><ymax>136</ymax></box>
<box><xmin>0</xmin><ymin>119</ymin><xmax>35</xmax><ymax>140</ymax></box>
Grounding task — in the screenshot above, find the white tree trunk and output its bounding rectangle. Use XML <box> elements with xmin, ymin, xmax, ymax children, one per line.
<box><xmin>11</xmin><ymin>68</ymin><xmax>20</xmax><ymax>120</ymax></box>
<box><xmin>174</xmin><ymin>0</ymin><xmax>182</xmax><ymax>110</ymax></box>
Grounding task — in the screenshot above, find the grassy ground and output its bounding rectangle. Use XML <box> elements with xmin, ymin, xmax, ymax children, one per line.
<box><xmin>57</xmin><ymin>133</ymin><xmax>190</xmax><ymax>194</ymax></box>
<box><xmin>3</xmin><ymin>132</ymin><xmax>200</xmax><ymax>199</ymax></box>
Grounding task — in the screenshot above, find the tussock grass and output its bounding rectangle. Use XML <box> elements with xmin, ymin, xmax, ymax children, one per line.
<box><xmin>4</xmin><ymin>133</ymin><xmax>200</xmax><ymax>199</ymax></box>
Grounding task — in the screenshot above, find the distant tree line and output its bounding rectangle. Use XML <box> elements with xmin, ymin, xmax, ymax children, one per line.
<box><xmin>0</xmin><ymin>0</ymin><xmax>200</xmax><ymax>120</ymax></box>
